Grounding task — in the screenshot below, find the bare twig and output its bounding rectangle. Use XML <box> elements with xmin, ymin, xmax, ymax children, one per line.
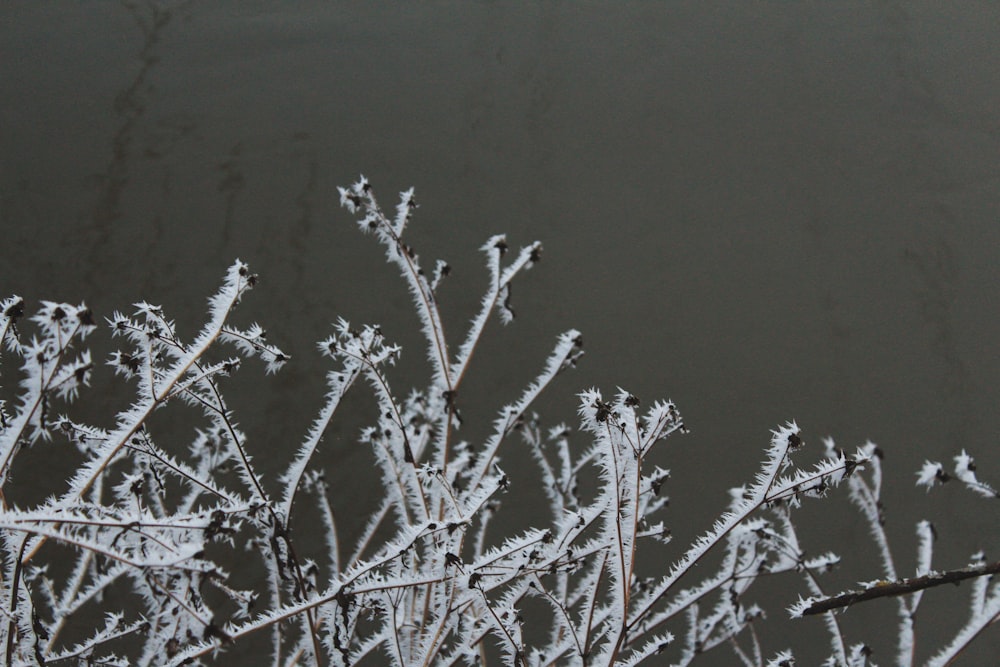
<box><xmin>799</xmin><ymin>560</ymin><xmax>1000</xmax><ymax>616</ymax></box>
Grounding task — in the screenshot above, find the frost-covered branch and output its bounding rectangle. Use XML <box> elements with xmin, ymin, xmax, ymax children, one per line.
<box><xmin>1</xmin><ymin>179</ymin><xmax>995</xmax><ymax>665</ymax></box>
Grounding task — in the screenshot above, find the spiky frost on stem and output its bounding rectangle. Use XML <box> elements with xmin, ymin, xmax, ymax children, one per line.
<box><xmin>918</xmin><ymin>449</ymin><xmax>999</xmax><ymax>499</ymax></box>
<box><xmin>451</xmin><ymin>234</ymin><xmax>542</xmax><ymax>387</ymax></box>
<box><xmin>926</xmin><ymin>586</ymin><xmax>1000</xmax><ymax>667</ymax></box>
<box><xmin>4</xmin><ymin>179</ymin><xmax>996</xmax><ymax>664</ymax></box>
<box><xmin>626</xmin><ymin>424</ymin><xmax>865</xmax><ymax>644</ymax></box>
<box><xmin>277</xmin><ymin>320</ymin><xmax>385</xmax><ymax>526</ymax></box>
<box><xmin>61</xmin><ymin>261</ymin><xmax>270</xmax><ymax>505</ymax></box>
<box><xmin>0</xmin><ymin>263</ymin><xmax>299</xmax><ymax>665</ymax></box>
<box><xmin>339</xmin><ymin>178</ymin><xmax>451</xmax><ymax>393</ymax></box>
<box><xmin>42</xmin><ymin>613</ymin><xmax>146</xmax><ymax>667</ymax></box>
<box><xmin>0</xmin><ymin>300</ymin><xmax>95</xmax><ymax>486</ymax></box>
<box><xmin>468</xmin><ymin>329</ymin><xmax>583</xmax><ymax>487</ymax></box>
<box><xmin>794</xmin><ymin>445</ymin><xmax>1000</xmax><ymax>664</ymax></box>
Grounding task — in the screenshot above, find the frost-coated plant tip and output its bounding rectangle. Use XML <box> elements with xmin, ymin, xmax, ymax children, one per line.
<box><xmin>0</xmin><ymin>178</ymin><xmax>996</xmax><ymax>666</ymax></box>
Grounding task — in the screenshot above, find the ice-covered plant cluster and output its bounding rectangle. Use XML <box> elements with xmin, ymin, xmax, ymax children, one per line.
<box><xmin>788</xmin><ymin>446</ymin><xmax>1000</xmax><ymax>667</ymax></box>
<box><xmin>0</xmin><ymin>179</ymin><xmax>995</xmax><ymax>665</ymax></box>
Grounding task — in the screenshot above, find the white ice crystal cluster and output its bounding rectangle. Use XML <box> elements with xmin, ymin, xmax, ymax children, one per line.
<box><xmin>0</xmin><ymin>180</ymin><xmax>995</xmax><ymax>665</ymax></box>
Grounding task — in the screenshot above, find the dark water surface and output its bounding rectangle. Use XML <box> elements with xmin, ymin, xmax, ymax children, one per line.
<box><xmin>2</xmin><ymin>1</ymin><xmax>999</xmax><ymax>663</ymax></box>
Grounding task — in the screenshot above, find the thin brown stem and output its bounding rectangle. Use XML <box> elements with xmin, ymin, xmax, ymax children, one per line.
<box><xmin>800</xmin><ymin>560</ymin><xmax>1000</xmax><ymax>615</ymax></box>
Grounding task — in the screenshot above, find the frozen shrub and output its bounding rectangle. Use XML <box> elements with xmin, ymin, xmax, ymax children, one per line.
<box><xmin>0</xmin><ymin>179</ymin><xmax>994</xmax><ymax>665</ymax></box>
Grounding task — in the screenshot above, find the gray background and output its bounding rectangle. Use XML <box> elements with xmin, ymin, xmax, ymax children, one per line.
<box><xmin>2</xmin><ymin>1</ymin><xmax>999</xmax><ymax>663</ymax></box>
